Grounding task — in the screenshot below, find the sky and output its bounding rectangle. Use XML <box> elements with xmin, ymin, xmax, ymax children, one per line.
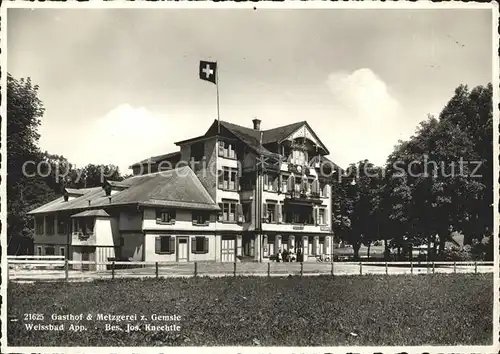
<box><xmin>8</xmin><ymin>7</ymin><xmax>493</xmax><ymax>174</ymax></box>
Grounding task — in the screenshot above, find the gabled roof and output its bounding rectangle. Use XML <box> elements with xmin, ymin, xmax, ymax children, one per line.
<box><xmin>28</xmin><ymin>166</ymin><xmax>219</xmax><ymax>215</ymax></box>
<box><xmin>261</xmin><ymin>121</ymin><xmax>306</xmax><ymax>145</ymax></box>
<box><xmin>129</xmin><ymin>151</ymin><xmax>181</xmax><ymax>168</ymax></box>
<box><xmin>205</xmin><ymin>120</ymin><xmax>329</xmax><ymax>156</ymax></box>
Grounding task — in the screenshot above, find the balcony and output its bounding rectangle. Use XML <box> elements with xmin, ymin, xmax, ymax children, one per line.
<box><xmin>285</xmin><ymin>190</ymin><xmax>323</xmax><ymax>205</ymax></box>
<box><xmin>72</xmin><ymin>231</ymin><xmax>96</xmax><ymax>246</ymax></box>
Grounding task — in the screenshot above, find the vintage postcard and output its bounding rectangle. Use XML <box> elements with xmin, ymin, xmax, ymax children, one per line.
<box><xmin>1</xmin><ymin>1</ymin><xmax>498</xmax><ymax>354</ymax></box>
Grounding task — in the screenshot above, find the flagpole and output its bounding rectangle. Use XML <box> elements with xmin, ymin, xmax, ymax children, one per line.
<box><xmin>216</xmin><ymin>61</ymin><xmax>220</xmax><ymax>134</ymax></box>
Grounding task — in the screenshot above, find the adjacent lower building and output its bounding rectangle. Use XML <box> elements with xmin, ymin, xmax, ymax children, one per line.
<box><xmin>29</xmin><ymin>118</ymin><xmax>341</xmax><ymax>268</ymax></box>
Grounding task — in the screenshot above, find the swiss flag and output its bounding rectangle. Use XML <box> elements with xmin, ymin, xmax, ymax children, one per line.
<box><xmin>199</xmin><ymin>60</ymin><xmax>217</xmax><ymax>84</ymax></box>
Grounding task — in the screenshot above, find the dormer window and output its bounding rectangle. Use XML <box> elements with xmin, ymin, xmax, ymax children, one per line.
<box><xmin>103</xmin><ymin>180</ymin><xmax>128</xmax><ymax>196</ymax></box>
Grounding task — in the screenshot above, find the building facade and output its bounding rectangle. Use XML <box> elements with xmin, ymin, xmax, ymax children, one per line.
<box><xmin>29</xmin><ymin>119</ymin><xmax>340</xmax><ymax>267</ymax></box>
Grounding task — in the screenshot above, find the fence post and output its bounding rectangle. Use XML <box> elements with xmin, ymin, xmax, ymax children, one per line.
<box><xmin>267</xmin><ymin>262</ymin><xmax>271</xmax><ymax>277</ymax></box>
<box><xmin>194</xmin><ymin>262</ymin><xmax>198</xmax><ymax>277</ymax></box>
<box><xmin>111</xmin><ymin>261</ymin><xmax>115</xmax><ymax>280</ymax></box>
<box><xmin>65</xmin><ymin>259</ymin><xmax>69</xmax><ymax>281</ymax></box>
<box><xmin>410</xmin><ymin>260</ymin><xmax>413</xmax><ymax>275</ymax></box>
<box><xmin>300</xmin><ymin>262</ymin><xmax>303</xmax><ymax>276</ymax></box>
<box><xmin>331</xmin><ymin>261</ymin><xmax>334</xmax><ymax>277</ymax></box>
<box><xmin>359</xmin><ymin>262</ymin><xmax>362</xmax><ymax>275</ymax></box>
<box><xmin>474</xmin><ymin>261</ymin><xmax>477</xmax><ymax>274</ymax></box>
<box><xmin>385</xmin><ymin>261</ymin><xmax>388</xmax><ymax>275</ymax></box>
<box><xmin>454</xmin><ymin>261</ymin><xmax>456</xmax><ymax>273</ymax></box>
<box><xmin>155</xmin><ymin>262</ymin><xmax>159</xmax><ymax>279</ymax></box>
<box><xmin>233</xmin><ymin>262</ymin><xmax>237</xmax><ymax>276</ymax></box>
<box><xmin>432</xmin><ymin>261</ymin><xmax>435</xmax><ymax>274</ymax></box>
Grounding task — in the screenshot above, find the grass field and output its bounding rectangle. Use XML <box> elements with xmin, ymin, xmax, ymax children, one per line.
<box><xmin>8</xmin><ymin>274</ymin><xmax>493</xmax><ymax>347</ymax></box>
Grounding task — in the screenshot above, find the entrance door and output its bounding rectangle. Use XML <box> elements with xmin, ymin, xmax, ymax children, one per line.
<box><xmin>221</xmin><ymin>237</ymin><xmax>235</xmax><ymax>262</ymax></box>
<box><xmin>81</xmin><ymin>246</ymin><xmax>93</xmax><ymax>271</ymax></box>
<box><xmin>177</xmin><ymin>237</ymin><xmax>189</xmax><ymax>262</ymax></box>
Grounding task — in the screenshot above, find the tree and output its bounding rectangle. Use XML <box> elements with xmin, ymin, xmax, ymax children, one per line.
<box><xmin>7</xmin><ymin>74</ymin><xmax>55</xmax><ymax>253</ymax></box>
<box><xmin>6</xmin><ymin>74</ymin><xmax>125</xmax><ymax>254</ymax></box>
<box><xmin>332</xmin><ymin>160</ymin><xmax>383</xmax><ymax>260</ymax></box>
<box><xmin>378</xmin><ymin>84</ymin><xmax>492</xmax><ymax>260</ymax></box>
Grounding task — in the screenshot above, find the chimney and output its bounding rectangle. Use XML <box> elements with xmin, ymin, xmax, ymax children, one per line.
<box><xmin>252</xmin><ymin>118</ymin><xmax>261</xmax><ymax>130</ymax></box>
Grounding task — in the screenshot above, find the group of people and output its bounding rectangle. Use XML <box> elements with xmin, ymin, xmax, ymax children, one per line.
<box><xmin>275</xmin><ymin>247</ymin><xmax>303</xmax><ymax>262</ymax></box>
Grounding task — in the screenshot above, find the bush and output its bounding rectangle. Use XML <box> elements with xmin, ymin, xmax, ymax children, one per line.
<box><xmin>442</xmin><ymin>245</ymin><xmax>473</xmax><ymax>261</ymax></box>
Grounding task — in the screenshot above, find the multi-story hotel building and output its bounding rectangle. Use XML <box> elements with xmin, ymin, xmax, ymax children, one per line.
<box><xmin>29</xmin><ymin>118</ymin><xmax>340</xmax><ymax>268</ymax></box>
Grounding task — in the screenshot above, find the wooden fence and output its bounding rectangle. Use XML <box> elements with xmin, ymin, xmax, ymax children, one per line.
<box><xmin>6</xmin><ymin>258</ymin><xmax>494</xmax><ymax>282</ymax></box>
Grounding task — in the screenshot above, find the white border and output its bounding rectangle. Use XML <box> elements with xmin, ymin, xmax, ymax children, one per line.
<box><xmin>1</xmin><ymin>2</ymin><xmax>498</xmax><ymax>354</ymax></box>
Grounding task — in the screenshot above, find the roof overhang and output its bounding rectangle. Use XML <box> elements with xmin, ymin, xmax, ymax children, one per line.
<box><xmin>174</xmin><ymin>135</ymin><xmax>217</xmax><ymax>146</ymax></box>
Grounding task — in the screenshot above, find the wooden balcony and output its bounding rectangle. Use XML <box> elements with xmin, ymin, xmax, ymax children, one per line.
<box><xmin>285</xmin><ymin>190</ymin><xmax>323</xmax><ymax>205</ymax></box>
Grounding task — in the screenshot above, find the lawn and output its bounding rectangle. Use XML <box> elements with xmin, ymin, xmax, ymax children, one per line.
<box><xmin>8</xmin><ymin>274</ymin><xmax>493</xmax><ymax>347</ymax></box>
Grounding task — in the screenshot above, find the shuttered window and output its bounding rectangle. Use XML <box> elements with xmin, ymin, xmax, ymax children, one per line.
<box><xmin>220</xmin><ymin>201</ymin><xmax>239</xmax><ymax>222</ymax></box>
<box><xmin>192</xmin><ymin>236</ymin><xmax>209</xmax><ymax>254</ymax></box>
<box><xmin>319</xmin><ymin>208</ymin><xmax>326</xmax><ymax>225</ymax></box>
<box><xmin>192</xmin><ymin>211</ymin><xmax>210</xmax><ymax>225</ymax></box>
<box><xmin>266</xmin><ymin>203</ymin><xmax>276</xmax><ymax>223</ymax></box>
<box><xmin>45</xmin><ymin>215</ymin><xmax>55</xmax><ymax>235</ymax></box>
<box><xmin>155</xmin><ymin>236</ymin><xmax>175</xmax><ymax>254</ymax></box>
<box><xmin>35</xmin><ymin>217</ymin><xmax>44</xmax><ymax>235</ymax></box>
<box><xmin>218</xmin><ymin>167</ymin><xmax>239</xmax><ymax>191</ymax></box>
<box><xmin>156</xmin><ymin>209</ymin><xmax>176</xmax><ymax>224</ymax></box>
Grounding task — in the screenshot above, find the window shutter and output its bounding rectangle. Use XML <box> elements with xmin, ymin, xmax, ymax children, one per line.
<box><xmin>236</xmin><ymin>235</ymin><xmax>242</xmax><ymax>256</ymax></box>
<box><xmin>236</xmin><ymin>203</ymin><xmax>243</xmax><ymax>223</ymax></box>
<box><xmin>273</xmin><ymin>204</ymin><xmax>279</xmax><ymax>223</ymax></box>
<box><xmin>218</xmin><ymin>203</ymin><xmax>223</xmax><ymax>221</ymax></box>
<box><xmin>203</xmin><ymin>237</ymin><xmax>209</xmax><ymax>253</ymax></box>
<box><xmin>155</xmin><ymin>237</ymin><xmax>161</xmax><ymax>254</ymax></box>
<box><xmin>277</xmin><ymin>204</ymin><xmax>283</xmax><ymax>223</ymax></box>
<box><xmin>302</xmin><ymin>178</ymin><xmax>308</xmax><ymax>192</ymax></box>
<box><xmin>191</xmin><ymin>237</ymin><xmax>196</xmax><ymax>253</ymax></box>
<box><xmin>312</xmin><ymin>179</ymin><xmax>319</xmax><ymax>194</ymax></box>
<box><xmin>313</xmin><ymin>236</ymin><xmax>319</xmax><ymax>256</ymax></box>
<box><xmin>287</xmin><ymin>175</ymin><xmax>294</xmax><ymax>192</ymax></box>
<box><xmin>169</xmin><ymin>236</ymin><xmax>175</xmax><ymax>254</ymax></box>
<box><xmin>262</xmin><ymin>203</ymin><xmax>267</xmax><ymax>220</ymax></box>
<box><xmin>302</xmin><ymin>236</ymin><xmax>308</xmax><ymax>255</ymax></box>
<box><xmin>218</xmin><ymin>141</ymin><xmax>225</xmax><ymax>156</ymax></box>
<box><xmin>218</xmin><ymin>170</ymin><xmax>224</xmax><ymax>188</ymax></box>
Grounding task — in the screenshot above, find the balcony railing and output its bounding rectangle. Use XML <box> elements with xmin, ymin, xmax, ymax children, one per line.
<box><xmin>72</xmin><ymin>231</ymin><xmax>96</xmax><ymax>245</ymax></box>
<box><xmin>286</xmin><ymin>190</ymin><xmax>323</xmax><ymax>204</ymax></box>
